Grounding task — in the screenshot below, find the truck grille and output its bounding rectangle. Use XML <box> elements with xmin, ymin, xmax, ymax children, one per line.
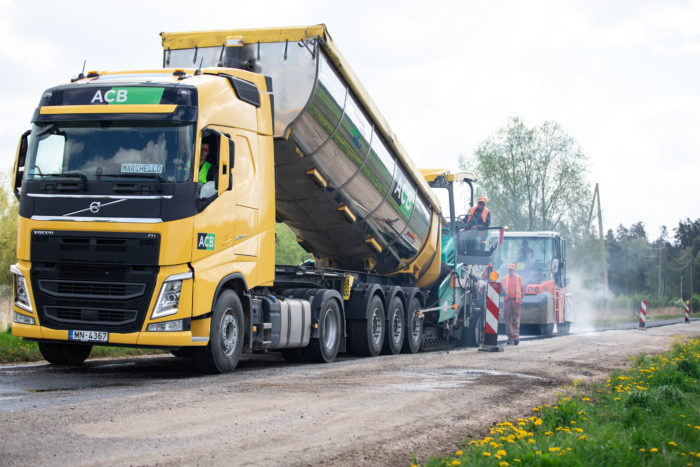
<box><xmin>29</xmin><ymin>232</ymin><xmax>160</xmax><ymax>333</ymax></box>
<box><xmin>45</xmin><ymin>306</ymin><xmax>139</xmax><ymax>327</ymax></box>
<box><xmin>38</xmin><ymin>280</ymin><xmax>146</xmax><ymax>300</ymax></box>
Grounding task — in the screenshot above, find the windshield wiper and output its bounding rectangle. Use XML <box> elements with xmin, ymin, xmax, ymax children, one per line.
<box><xmin>100</xmin><ymin>173</ymin><xmax>163</xmax><ymax>192</ymax></box>
<box><xmin>36</xmin><ymin>172</ymin><xmax>88</xmax><ymax>191</ymax></box>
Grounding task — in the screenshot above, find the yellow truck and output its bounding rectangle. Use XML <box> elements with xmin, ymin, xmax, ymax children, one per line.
<box><xmin>10</xmin><ymin>25</ymin><xmax>501</xmax><ymax>372</ymax></box>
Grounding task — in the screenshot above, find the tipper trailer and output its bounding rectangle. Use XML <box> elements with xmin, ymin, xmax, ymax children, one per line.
<box><xmin>10</xmin><ymin>25</ymin><xmax>500</xmax><ymax>372</ymax></box>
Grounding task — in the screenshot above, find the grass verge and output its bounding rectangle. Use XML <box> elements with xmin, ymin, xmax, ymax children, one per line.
<box><xmin>0</xmin><ymin>326</ymin><xmax>164</xmax><ymax>364</ymax></box>
<box><xmin>416</xmin><ymin>335</ymin><xmax>700</xmax><ymax>466</ymax></box>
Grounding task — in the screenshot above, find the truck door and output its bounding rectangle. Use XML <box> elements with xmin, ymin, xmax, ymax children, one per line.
<box><xmin>231</xmin><ymin>133</ymin><xmax>259</xmax><ymax>257</ymax></box>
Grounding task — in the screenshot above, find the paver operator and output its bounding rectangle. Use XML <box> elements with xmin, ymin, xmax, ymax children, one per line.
<box><xmin>502</xmin><ymin>263</ymin><xmax>524</xmax><ymax>345</ymax></box>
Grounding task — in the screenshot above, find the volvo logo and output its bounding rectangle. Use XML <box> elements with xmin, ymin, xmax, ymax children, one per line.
<box><xmin>62</xmin><ymin>198</ymin><xmax>128</xmax><ymax>217</ymax></box>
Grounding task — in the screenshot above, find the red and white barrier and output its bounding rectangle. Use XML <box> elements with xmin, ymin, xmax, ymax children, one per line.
<box><xmin>639</xmin><ymin>300</ymin><xmax>647</xmax><ymax>329</ymax></box>
<box><xmin>685</xmin><ymin>301</ymin><xmax>690</xmax><ymax>323</ymax></box>
<box><xmin>479</xmin><ymin>282</ymin><xmax>503</xmax><ymax>352</ymax></box>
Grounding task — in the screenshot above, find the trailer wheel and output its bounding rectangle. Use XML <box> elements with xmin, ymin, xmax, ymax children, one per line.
<box><xmin>557</xmin><ymin>322</ymin><xmax>571</xmax><ymax>335</ymax></box>
<box><xmin>401</xmin><ymin>297</ymin><xmax>423</xmax><ymax>354</ymax></box>
<box><xmin>382</xmin><ymin>294</ymin><xmax>405</xmax><ymax>355</ymax></box>
<box><xmin>193</xmin><ymin>289</ymin><xmax>244</xmax><ymax>373</ymax></box>
<box><xmin>540</xmin><ymin>323</ymin><xmax>554</xmax><ymax>336</ymax></box>
<box><xmin>301</xmin><ymin>296</ymin><xmax>342</xmax><ymax>363</ymax></box>
<box><xmin>38</xmin><ymin>342</ymin><xmax>92</xmax><ymax>365</ymax></box>
<box><xmin>350</xmin><ymin>295</ymin><xmax>385</xmax><ymax>356</ymax></box>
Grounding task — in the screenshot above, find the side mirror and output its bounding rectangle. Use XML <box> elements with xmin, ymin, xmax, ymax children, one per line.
<box><xmin>551</xmin><ymin>258</ymin><xmax>559</xmax><ymax>273</ymax></box>
<box><xmin>13</xmin><ymin>130</ymin><xmax>30</xmax><ymax>199</ymax></box>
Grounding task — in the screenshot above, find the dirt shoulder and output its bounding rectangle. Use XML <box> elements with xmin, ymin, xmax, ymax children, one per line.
<box><xmin>1</xmin><ymin>323</ymin><xmax>698</xmax><ymax>466</ymax></box>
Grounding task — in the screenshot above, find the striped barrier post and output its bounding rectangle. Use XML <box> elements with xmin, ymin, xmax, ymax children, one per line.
<box><xmin>639</xmin><ymin>300</ymin><xmax>647</xmax><ymax>329</ymax></box>
<box><xmin>685</xmin><ymin>300</ymin><xmax>690</xmax><ymax>323</ymax></box>
<box><xmin>479</xmin><ymin>281</ymin><xmax>503</xmax><ymax>352</ymax></box>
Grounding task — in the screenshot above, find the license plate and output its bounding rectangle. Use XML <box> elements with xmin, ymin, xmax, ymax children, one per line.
<box><xmin>69</xmin><ymin>330</ymin><xmax>108</xmax><ymax>343</ymax></box>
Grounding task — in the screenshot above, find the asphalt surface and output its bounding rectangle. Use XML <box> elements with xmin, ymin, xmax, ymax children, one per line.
<box><xmin>0</xmin><ymin>317</ymin><xmax>697</xmax><ymax>466</ymax></box>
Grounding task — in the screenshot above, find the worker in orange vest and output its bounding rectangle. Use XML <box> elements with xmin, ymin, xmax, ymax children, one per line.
<box><xmin>461</xmin><ymin>196</ymin><xmax>491</xmax><ymax>252</ymax></box>
<box><xmin>465</xmin><ymin>196</ymin><xmax>491</xmax><ymax>231</ymax></box>
<box><xmin>501</xmin><ymin>263</ymin><xmax>524</xmax><ymax>345</ymax></box>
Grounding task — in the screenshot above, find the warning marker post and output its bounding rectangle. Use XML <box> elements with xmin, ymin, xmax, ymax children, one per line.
<box><xmin>479</xmin><ymin>281</ymin><xmax>504</xmax><ymax>352</ymax></box>
<box><xmin>639</xmin><ymin>300</ymin><xmax>647</xmax><ymax>330</ymax></box>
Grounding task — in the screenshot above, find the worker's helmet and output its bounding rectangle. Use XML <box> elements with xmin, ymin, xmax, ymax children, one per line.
<box><xmin>478</xmin><ymin>196</ymin><xmax>487</xmax><ymax>204</ymax></box>
<box><xmin>508</xmin><ymin>263</ymin><xmax>516</xmax><ymax>270</ymax></box>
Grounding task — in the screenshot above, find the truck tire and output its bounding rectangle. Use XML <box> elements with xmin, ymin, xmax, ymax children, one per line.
<box><xmin>349</xmin><ymin>295</ymin><xmax>385</xmax><ymax>356</ymax></box>
<box><xmin>540</xmin><ymin>323</ymin><xmax>554</xmax><ymax>336</ymax></box>
<box><xmin>382</xmin><ymin>293</ymin><xmax>405</xmax><ymax>355</ymax></box>
<box><xmin>557</xmin><ymin>322</ymin><xmax>571</xmax><ymax>335</ymax></box>
<box><xmin>38</xmin><ymin>342</ymin><xmax>92</xmax><ymax>365</ymax></box>
<box><xmin>300</xmin><ymin>295</ymin><xmax>342</xmax><ymax>363</ymax></box>
<box><xmin>193</xmin><ymin>289</ymin><xmax>244</xmax><ymax>373</ymax></box>
<box><xmin>462</xmin><ymin>312</ymin><xmax>485</xmax><ymax>347</ymax></box>
<box><xmin>401</xmin><ymin>296</ymin><xmax>423</xmax><ymax>354</ymax></box>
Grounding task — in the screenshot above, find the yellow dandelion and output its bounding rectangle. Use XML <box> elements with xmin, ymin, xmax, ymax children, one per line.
<box><xmin>497</xmin><ymin>449</ymin><xmax>507</xmax><ymax>457</ymax></box>
<box><xmin>528</xmin><ymin>439</ymin><xmax>536</xmax><ymax>445</ymax></box>
<box><xmin>669</xmin><ymin>442</ymin><xmax>677</xmax><ymax>447</ymax></box>
<box><xmin>535</xmin><ymin>451</ymin><xmax>542</xmax><ymax>455</ymax></box>
<box><xmin>534</xmin><ymin>419</ymin><xmax>543</xmax><ymax>426</ymax></box>
<box><xmin>482</xmin><ymin>452</ymin><xmax>491</xmax><ymax>457</ymax></box>
<box><xmin>574</xmin><ymin>428</ymin><xmax>583</xmax><ymax>433</ymax></box>
<box><xmin>579</xmin><ymin>435</ymin><xmax>587</xmax><ymax>440</ymax></box>
<box><xmin>499</xmin><ymin>462</ymin><xmax>509</xmax><ymax>467</ymax></box>
<box><xmin>549</xmin><ymin>447</ymin><xmax>560</xmax><ymax>452</ymax></box>
<box><xmin>455</xmin><ymin>450</ymin><xmax>462</xmax><ymax>456</ymax></box>
<box><xmin>651</xmin><ymin>448</ymin><xmax>658</xmax><ymax>453</ymax></box>
<box><xmin>640</xmin><ymin>448</ymin><xmax>646</xmax><ymax>452</ymax></box>
<box><xmin>582</xmin><ymin>397</ymin><xmax>590</xmax><ymax>401</ymax></box>
<box><xmin>451</xmin><ymin>460</ymin><xmax>460</xmax><ymax>466</ymax></box>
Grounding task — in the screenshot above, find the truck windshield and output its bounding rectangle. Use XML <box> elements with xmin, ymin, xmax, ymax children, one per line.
<box><xmin>24</xmin><ymin>122</ymin><xmax>195</xmax><ymax>183</ymax></box>
<box><xmin>494</xmin><ymin>237</ymin><xmax>554</xmax><ymax>276</ymax></box>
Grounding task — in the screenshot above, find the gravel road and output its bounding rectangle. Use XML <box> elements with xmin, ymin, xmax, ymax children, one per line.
<box><xmin>1</xmin><ymin>321</ymin><xmax>698</xmax><ymax>466</ymax></box>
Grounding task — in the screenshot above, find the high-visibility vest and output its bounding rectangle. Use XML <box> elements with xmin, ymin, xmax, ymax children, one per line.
<box><xmin>198</xmin><ymin>161</ymin><xmax>212</xmax><ymax>184</ymax></box>
<box><xmin>467</xmin><ymin>206</ymin><xmax>489</xmax><ymax>225</ymax></box>
<box><xmin>502</xmin><ymin>274</ymin><xmax>523</xmax><ymax>302</ymax></box>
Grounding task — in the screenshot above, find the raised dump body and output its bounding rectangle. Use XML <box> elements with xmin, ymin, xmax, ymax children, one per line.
<box><xmin>161</xmin><ymin>25</ymin><xmax>440</xmax><ymax>279</ymax></box>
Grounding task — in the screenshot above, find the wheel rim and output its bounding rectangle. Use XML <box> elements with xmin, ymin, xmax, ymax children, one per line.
<box><xmin>323</xmin><ymin>306</ymin><xmax>339</xmax><ymax>349</ymax></box>
<box><xmin>220</xmin><ymin>307</ymin><xmax>239</xmax><ymax>357</ymax></box>
<box><xmin>371</xmin><ymin>307</ymin><xmax>383</xmax><ymax>345</ymax></box>
<box><xmin>391</xmin><ymin>307</ymin><xmax>403</xmax><ymax>344</ymax></box>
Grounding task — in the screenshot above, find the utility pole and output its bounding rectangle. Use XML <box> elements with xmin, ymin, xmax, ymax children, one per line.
<box><xmin>658</xmin><ymin>245</ymin><xmax>662</xmax><ymax>308</ymax></box>
<box><xmin>587</xmin><ymin>183</ymin><xmax>610</xmax><ymax>314</ymax></box>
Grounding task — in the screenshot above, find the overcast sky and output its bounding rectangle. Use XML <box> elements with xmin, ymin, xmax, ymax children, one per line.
<box><xmin>1</xmin><ymin>0</ymin><xmax>697</xmax><ymax>238</ymax></box>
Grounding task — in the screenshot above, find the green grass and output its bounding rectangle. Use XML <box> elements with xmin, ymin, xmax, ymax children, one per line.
<box><xmin>0</xmin><ymin>326</ymin><xmax>164</xmax><ymax>363</ymax></box>
<box><xmin>415</xmin><ymin>335</ymin><xmax>700</xmax><ymax>466</ymax></box>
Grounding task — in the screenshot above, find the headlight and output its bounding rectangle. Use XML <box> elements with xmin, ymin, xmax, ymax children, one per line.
<box><xmin>151</xmin><ymin>271</ymin><xmax>192</xmax><ymax>319</ymax></box>
<box><xmin>14</xmin><ymin>311</ymin><xmax>35</xmax><ymax>325</ymax></box>
<box><xmin>147</xmin><ymin>319</ymin><xmax>185</xmax><ymax>332</ymax></box>
<box><xmin>10</xmin><ymin>264</ymin><xmax>32</xmax><ymax>312</ymax></box>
